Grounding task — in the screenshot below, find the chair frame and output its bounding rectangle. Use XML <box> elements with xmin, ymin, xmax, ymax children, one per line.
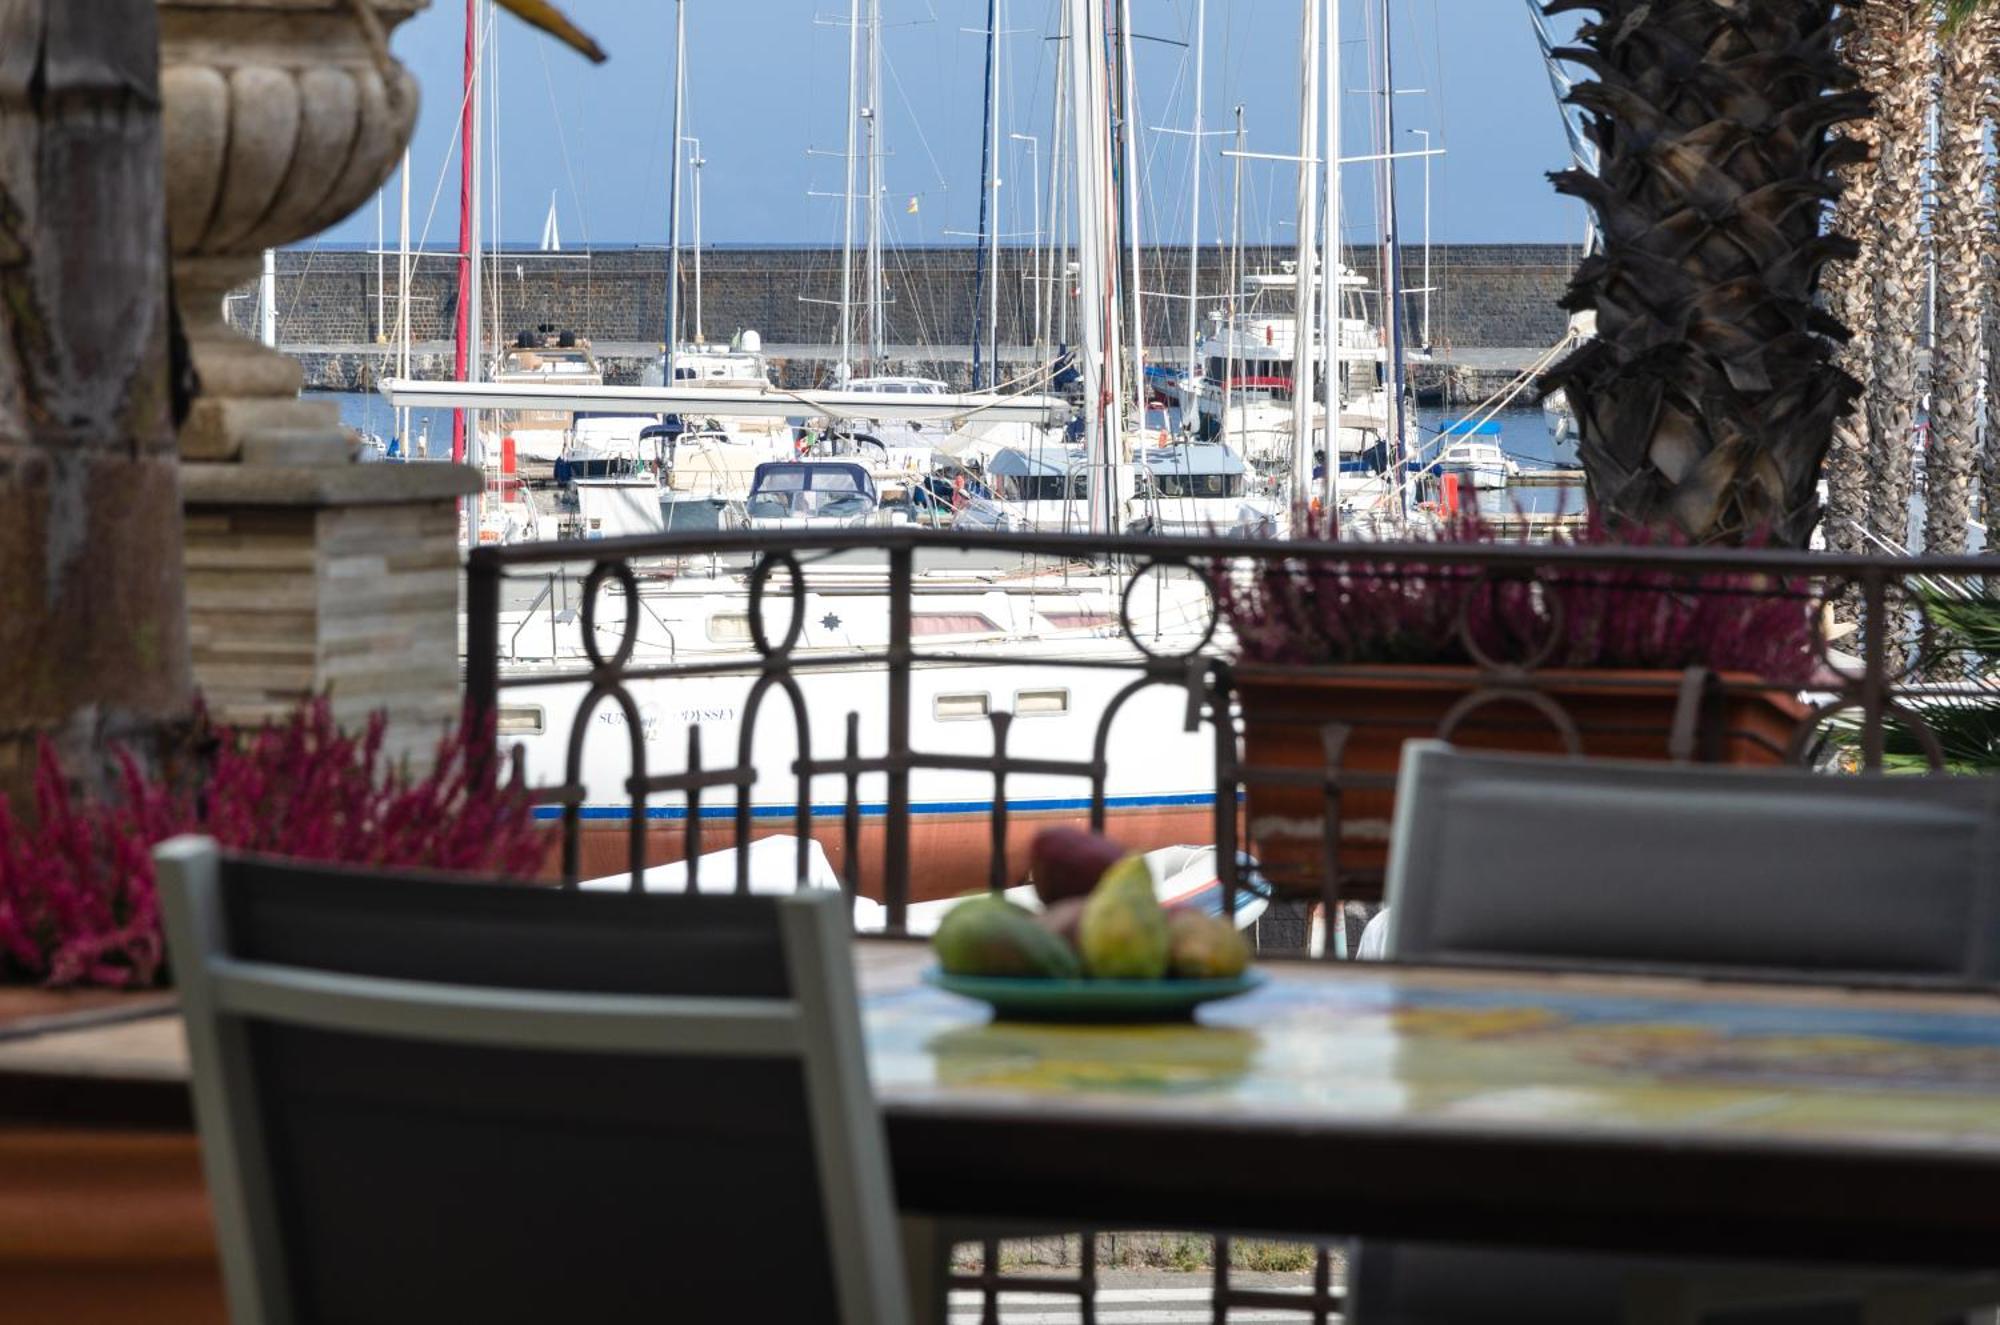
<box><xmin>155</xmin><ymin>835</ymin><xmax>910</xmax><ymax>1325</ymax></box>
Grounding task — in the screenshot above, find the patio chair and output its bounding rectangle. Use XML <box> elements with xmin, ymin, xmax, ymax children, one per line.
<box><xmin>1345</xmin><ymin>744</ymin><xmax>2000</xmax><ymax>1325</ymax></box>
<box><xmin>1384</xmin><ymin>741</ymin><xmax>2000</xmax><ymax>984</ymax></box>
<box><xmin>154</xmin><ymin>836</ymin><xmax>911</xmax><ymax>1325</ymax></box>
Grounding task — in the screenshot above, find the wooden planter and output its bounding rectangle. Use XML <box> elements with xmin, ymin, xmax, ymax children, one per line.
<box><xmin>1234</xmin><ymin>663</ymin><xmax>1809</xmax><ymax>901</ymax></box>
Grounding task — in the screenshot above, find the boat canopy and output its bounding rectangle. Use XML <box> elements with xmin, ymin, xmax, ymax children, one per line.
<box><xmin>987</xmin><ymin>446</ymin><xmax>1084</xmax><ymax>480</ymax></box>
<box><xmin>1134</xmin><ymin>442</ymin><xmax>1246</xmax><ymax>477</ymax></box>
<box><xmin>1440</xmin><ymin>419</ymin><xmax>1503</xmax><ymax>438</ymax></box>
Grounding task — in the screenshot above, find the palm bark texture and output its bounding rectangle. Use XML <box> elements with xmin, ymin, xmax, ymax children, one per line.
<box><xmin>1929</xmin><ymin>7</ymin><xmax>1988</xmax><ymax>555</ymax></box>
<box><xmin>1544</xmin><ymin>0</ymin><xmax>1869</xmax><ymax>547</ymax></box>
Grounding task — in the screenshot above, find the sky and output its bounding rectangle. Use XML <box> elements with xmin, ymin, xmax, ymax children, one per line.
<box><xmin>321</xmin><ymin>0</ymin><xmax>1589</xmax><ymax>251</ymax></box>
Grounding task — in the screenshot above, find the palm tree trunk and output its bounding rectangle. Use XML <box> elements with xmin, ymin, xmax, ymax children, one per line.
<box><xmin>1822</xmin><ymin>1</ymin><xmax>1888</xmax><ymax>557</ymax></box>
<box><xmin>1544</xmin><ymin>0</ymin><xmax>1867</xmax><ymax>548</ymax></box>
<box><xmin>1926</xmin><ymin>4</ymin><xmax>1987</xmax><ymax>556</ymax></box>
<box><xmin>1866</xmin><ymin>6</ymin><xmax>1937</xmax><ymax>554</ymax></box>
<box><xmin>0</xmin><ymin>1</ymin><xmax>192</xmax><ymax>802</ymax></box>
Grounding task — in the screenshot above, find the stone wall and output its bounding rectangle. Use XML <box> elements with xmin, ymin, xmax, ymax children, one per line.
<box><xmin>238</xmin><ymin>242</ymin><xmax>1581</xmax><ymax>360</ymax></box>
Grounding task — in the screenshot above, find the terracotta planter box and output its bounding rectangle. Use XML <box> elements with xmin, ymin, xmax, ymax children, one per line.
<box><xmin>1234</xmin><ymin>663</ymin><xmax>1808</xmax><ymax>900</ymax></box>
<box><xmin>0</xmin><ymin>988</ymin><xmax>221</xmax><ymax>1325</ymax></box>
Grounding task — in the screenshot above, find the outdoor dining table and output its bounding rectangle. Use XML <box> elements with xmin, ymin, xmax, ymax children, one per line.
<box><xmin>4</xmin><ymin>942</ymin><xmax>2000</xmax><ymax>1280</ymax></box>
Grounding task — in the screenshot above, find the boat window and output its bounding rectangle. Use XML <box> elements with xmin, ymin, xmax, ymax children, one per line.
<box><xmin>934</xmin><ymin>692</ymin><xmax>991</xmax><ymax>722</ymax></box>
<box><xmin>1014</xmin><ymin>688</ymin><xmax>1070</xmax><ymax>717</ymax></box>
<box><xmin>758</xmin><ymin>469</ymin><xmax>808</xmax><ymax>491</ymax></box>
<box><xmin>708</xmin><ymin>612</ymin><xmax>754</xmax><ymax>643</ymax></box>
<box><xmin>1150</xmin><ymin>472</ymin><xmax>1244</xmax><ymax>499</ymax></box>
<box><xmin>495</xmin><ymin>705</ymin><xmax>545</xmax><ymax>736</ymax></box>
<box><xmin>1002</xmin><ymin>473</ymin><xmax>1086</xmax><ymax>502</ymax></box>
<box><xmin>809</xmin><ymin>468</ymin><xmax>864</xmax><ymax>493</ymax></box>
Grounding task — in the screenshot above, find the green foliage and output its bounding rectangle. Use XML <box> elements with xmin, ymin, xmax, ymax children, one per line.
<box><xmin>1837</xmin><ymin>582</ymin><xmax>2000</xmax><ymax>774</ymax></box>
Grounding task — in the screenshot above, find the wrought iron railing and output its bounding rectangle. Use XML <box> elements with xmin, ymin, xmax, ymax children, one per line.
<box><xmin>465</xmin><ymin>527</ymin><xmax>1999</xmax><ymax>946</ymax></box>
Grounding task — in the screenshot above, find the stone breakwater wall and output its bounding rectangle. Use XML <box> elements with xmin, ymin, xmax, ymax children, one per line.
<box><xmin>241</xmin><ymin>242</ymin><xmax>1581</xmax><ymax>387</ymax></box>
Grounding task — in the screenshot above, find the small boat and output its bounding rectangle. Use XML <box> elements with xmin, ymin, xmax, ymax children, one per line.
<box><xmin>741</xmin><ymin>458</ymin><xmax>899</xmax><ymax>530</ymax></box>
<box><xmin>1436</xmin><ymin>419</ymin><xmax>1513</xmax><ymax>491</ymax></box>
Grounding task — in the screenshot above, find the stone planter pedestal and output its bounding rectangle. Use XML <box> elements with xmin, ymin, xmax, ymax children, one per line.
<box><xmin>181</xmin><ymin>462</ymin><xmax>478</xmax><ymax>765</ymax></box>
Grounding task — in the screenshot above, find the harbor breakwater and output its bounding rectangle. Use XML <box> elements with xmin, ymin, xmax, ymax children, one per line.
<box><xmin>239</xmin><ymin>242</ymin><xmax>1581</xmax><ymax>396</ymax></box>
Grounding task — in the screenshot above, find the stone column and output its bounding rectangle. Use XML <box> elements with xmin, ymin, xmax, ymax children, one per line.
<box><xmin>160</xmin><ymin>0</ymin><xmax>477</xmax><ymax>763</ymax></box>
<box><xmin>0</xmin><ymin>0</ymin><xmax>192</xmax><ymax>800</ymax></box>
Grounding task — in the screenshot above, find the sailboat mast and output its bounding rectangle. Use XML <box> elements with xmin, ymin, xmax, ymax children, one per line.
<box><xmin>1043</xmin><ymin>13</ymin><xmax>1067</xmax><ymax>361</ymax></box>
<box><xmin>691</xmin><ymin>142</ymin><xmax>704</xmax><ymax>343</ymax></box>
<box><xmin>1226</xmin><ymin>105</ymin><xmax>1242</xmax><ymax>458</ymax></box>
<box><xmin>1049</xmin><ymin>2</ymin><xmax>1071</xmax><ymax>355</ymax></box>
<box><xmin>840</xmin><ymin>0</ymin><xmax>860</xmax><ymax>380</ymax></box>
<box><xmin>452</xmin><ymin>0</ymin><xmax>475</xmax><ymax>465</ymax></box>
<box><xmin>1183</xmin><ymin>0</ymin><xmax>1205</xmax><ymax>379</ymax></box>
<box><xmin>987</xmin><ymin>0</ymin><xmax>1003</xmax><ymax>388</ymax></box>
<box><xmin>865</xmin><ymin>0</ymin><xmax>884</xmax><ymax>371</ymax></box>
<box><xmin>466</xmin><ymin>0</ymin><xmax>485</xmax><ymax>476</ymax></box>
<box><xmin>1288</xmin><ymin>0</ymin><xmax>1320</xmax><ymax>514</ymax></box>
<box><xmin>1068</xmin><ymin>0</ymin><xmax>1118</xmax><ymax>534</ymax></box>
<box><xmin>397</xmin><ymin>148</ymin><xmax>411</xmax><ymax>455</ymax></box>
<box><xmin>1319</xmin><ymin>0</ymin><xmax>1341</xmax><ymax>523</ymax></box>
<box><xmin>1376</xmin><ymin>0</ymin><xmax>1408</xmax><ymax>518</ymax></box>
<box><xmin>664</xmin><ymin>0</ymin><xmax>686</xmax><ymax>383</ymax></box>
<box><xmin>972</xmin><ymin>0</ymin><xmax>998</xmax><ymax>389</ymax></box>
<box><xmin>1116</xmin><ymin>0</ymin><xmax>1144</xmax><ymax>433</ymax></box>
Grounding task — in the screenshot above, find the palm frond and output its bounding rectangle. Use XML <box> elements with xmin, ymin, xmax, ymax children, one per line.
<box><xmin>494</xmin><ymin>0</ymin><xmax>606</xmax><ymax>63</ymax></box>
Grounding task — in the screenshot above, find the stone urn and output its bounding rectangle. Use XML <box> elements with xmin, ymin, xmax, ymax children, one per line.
<box><xmin>157</xmin><ymin>0</ymin><xmax>478</xmax><ymax>765</ymax></box>
<box><xmin>160</xmin><ymin>0</ymin><xmax>425</xmax><ymax>462</ymax></box>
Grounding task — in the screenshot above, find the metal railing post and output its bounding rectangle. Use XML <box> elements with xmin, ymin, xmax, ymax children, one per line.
<box><xmin>886</xmin><ymin>540</ymin><xmax>915</xmax><ymax>932</ymax></box>
<box><xmin>465</xmin><ymin>547</ymin><xmax>502</xmax><ymax>722</ymax></box>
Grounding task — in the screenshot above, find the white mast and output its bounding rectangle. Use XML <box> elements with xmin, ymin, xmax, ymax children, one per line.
<box><xmin>1183</xmin><ymin>0</ymin><xmax>1205</xmax><ymax>379</ymax></box>
<box><xmin>1375</xmin><ymin>0</ymin><xmax>1408</xmax><ymax>517</ymax></box>
<box><xmin>1288</xmin><ymin>0</ymin><xmax>1320</xmax><ymax>514</ymax></box>
<box><xmin>839</xmin><ymin>0</ymin><xmax>860</xmax><ymax>379</ymax></box>
<box><xmin>664</xmin><ymin>0</ymin><xmax>686</xmax><ymax>382</ymax></box>
<box><xmin>865</xmin><ymin>0</ymin><xmax>884</xmax><ymax>371</ymax></box>
<box><xmin>1049</xmin><ymin>2</ymin><xmax>1071</xmax><ymax>355</ymax></box>
<box><xmin>396</xmin><ymin>148</ymin><xmax>412</xmax><ymax>456</ymax></box>
<box><xmin>259</xmin><ymin>249</ymin><xmax>278</xmax><ymax>348</ymax></box>
<box><xmin>1068</xmin><ymin>0</ymin><xmax>1119</xmax><ymax>534</ymax></box>
<box><xmin>1117</xmin><ymin>0</ymin><xmax>1144</xmax><ymax>432</ymax></box>
<box><xmin>1319</xmin><ymin>0</ymin><xmax>1341</xmax><ymax>518</ymax></box>
<box><xmin>375</xmin><ymin>189</ymin><xmax>386</xmax><ymax>343</ymax></box>
<box><xmin>689</xmin><ymin>138</ymin><xmax>705</xmax><ymax>343</ymax></box>
<box><xmin>467</xmin><ymin>0</ymin><xmax>485</xmax><ymax>449</ymax></box>
<box><xmin>1226</xmin><ymin>105</ymin><xmax>1243</xmax><ymax>458</ymax></box>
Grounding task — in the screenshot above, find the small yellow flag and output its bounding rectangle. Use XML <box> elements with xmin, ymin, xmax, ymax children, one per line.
<box><xmin>906</xmin><ymin>195</ymin><xmax>921</xmax><ymax>215</ymax></box>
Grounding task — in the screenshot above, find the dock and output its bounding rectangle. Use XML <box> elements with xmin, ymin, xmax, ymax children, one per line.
<box><xmin>1507</xmin><ymin>468</ymin><xmax>1587</xmax><ymax>488</ymax></box>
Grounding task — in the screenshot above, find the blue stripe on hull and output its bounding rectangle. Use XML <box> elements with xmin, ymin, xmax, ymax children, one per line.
<box><xmin>533</xmin><ymin>791</ymin><xmax>1218</xmax><ymax>822</ymax></box>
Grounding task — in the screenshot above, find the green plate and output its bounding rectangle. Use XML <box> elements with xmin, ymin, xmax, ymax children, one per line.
<box><xmin>921</xmin><ymin>967</ymin><xmax>1268</xmax><ymax>1023</ymax></box>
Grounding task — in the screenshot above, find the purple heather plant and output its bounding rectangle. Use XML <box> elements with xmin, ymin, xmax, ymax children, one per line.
<box><xmin>0</xmin><ymin>699</ymin><xmax>548</xmax><ymax>990</ymax></box>
<box><xmin>1212</xmin><ymin>513</ymin><xmax>1818</xmax><ymax>684</ymax></box>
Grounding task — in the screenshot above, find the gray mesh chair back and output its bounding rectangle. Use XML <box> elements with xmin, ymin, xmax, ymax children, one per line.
<box><xmin>1384</xmin><ymin>742</ymin><xmax>2000</xmax><ymax>985</ymax></box>
<box><xmin>155</xmin><ymin>836</ymin><xmax>909</xmax><ymax>1325</ymax></box>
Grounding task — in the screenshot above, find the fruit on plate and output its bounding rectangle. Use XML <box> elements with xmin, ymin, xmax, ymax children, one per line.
<box><xmin>1165</xmin><ymin>907</ymin><xmax>1251</xmax><ymax>979</ymax></box>
<box><xmin>1028</xmin><ymin>827</ymin><xmax>1128</xmax><ymax>905</ymax></box>
<box><xmin>1036</xmin><ymin>896</ymin><xmax>1089</xmax><ymax>947</ymax></box>
<box><xmin>934</xmin><ymin>893</ymin><xmax>1083</xmax><ymax>979</ymax></box>
<box><xmin>1077</xmin><ymin>855</ymin><xmax>1170</xmax><ymax>979</ymax></box>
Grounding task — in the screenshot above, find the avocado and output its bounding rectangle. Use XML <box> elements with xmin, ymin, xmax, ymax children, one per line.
<box><xmin>934</xmin><ymin>893</ymin><xmax>1083</xmax><ymax>979</ymax></box>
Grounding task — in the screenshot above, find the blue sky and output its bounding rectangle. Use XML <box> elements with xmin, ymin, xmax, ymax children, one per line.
<box><xmin>322</xmin><ymin>1</ymin><xmax>1587</xmax><ymax>250</ymax></box>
